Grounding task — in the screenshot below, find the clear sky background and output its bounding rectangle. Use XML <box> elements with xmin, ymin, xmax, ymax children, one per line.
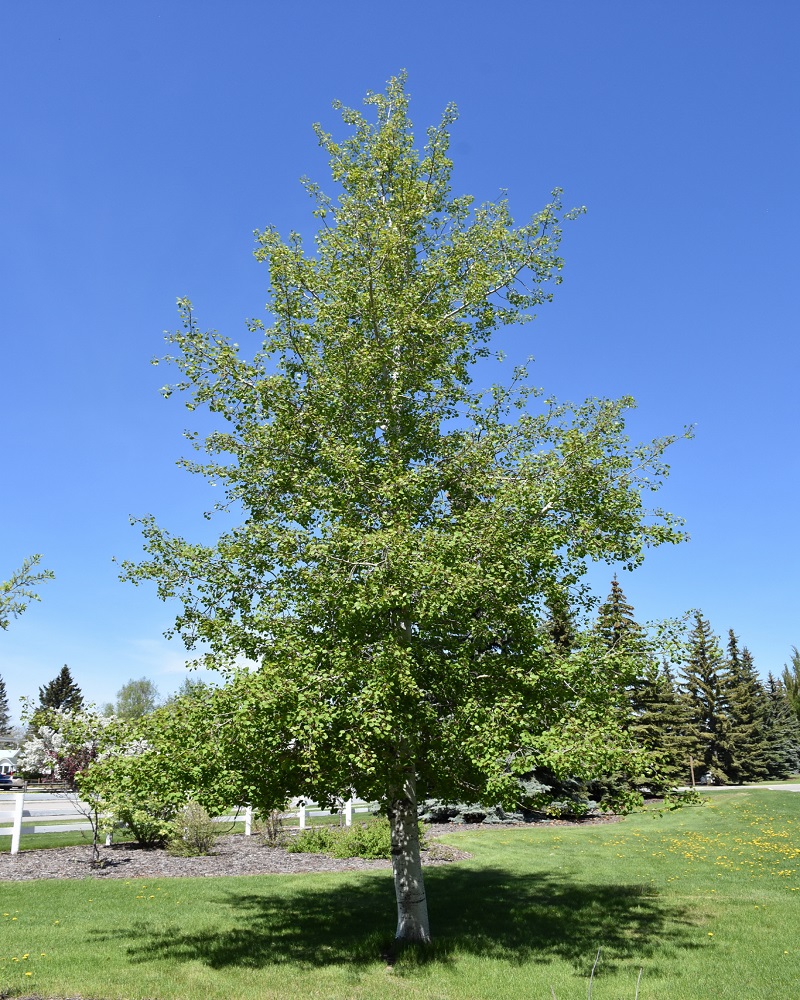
<box><xmin>1</xmin><ymin>3</ymin><xmax>797</xmax><ymax>721</ymax></box>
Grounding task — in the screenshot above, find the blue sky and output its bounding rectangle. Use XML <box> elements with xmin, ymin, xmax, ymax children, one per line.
<box><xmin>1</xmin><ymin>3</ymin><xmax>797</xmax><ymax>720</ymax></box>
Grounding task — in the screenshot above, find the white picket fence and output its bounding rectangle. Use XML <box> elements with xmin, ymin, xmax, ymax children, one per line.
<box><xmin>0</xmin><ymin>793</ymin><xmax>374</xmax><ymax>855</ymax></box>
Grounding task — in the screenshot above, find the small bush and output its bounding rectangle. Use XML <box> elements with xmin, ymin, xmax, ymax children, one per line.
<box><xmin>117</xmin><ymin>800</ymin><xmax>176</xmax><ymax>848</ymax></box>
<box><xmin>167</xmin><ymin>801</ymin><xmax>218</xmax><ymax>856</ymax></box>
<box><xmin>286</xmin><ymin>818</ymin><xmax>427</xmax><ymax>860</ymax></box>
<box><xmin>255</xmin><ymin>807</ymin><xmax>287</xmax><ymax>847</ymax></box>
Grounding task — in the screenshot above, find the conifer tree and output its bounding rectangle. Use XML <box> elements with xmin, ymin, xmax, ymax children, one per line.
<box><xmin>723</xmin><ymin>635</ymin><xmax>770</xmax><ymax>783</ymax></box>
<box><xmin>591</xmin><ymin>578</ymin><xmax>689</xmax><ymax>797</ymax></box>
<box><xmin>596</xmin><ymin>575</ymin><xmax>643</xmax><ymax>653</ymax></box>
<box><xmin>763</xmin><ymin>674</ymin><xmax>800</xmax><ymax>778</ymax></box>
<box><xmin>680</xmin><ymin>614</ymin><xmax>734</xmax><ymax>783</ymax></box>
<box><xmin>38</xmin><ymin>665</ymin><xmax>84</xmax><ymax>712</ymax></box>
<box><xmin>0</xmin><ymin>674</ymin><xmax>10</xmax><ymax>735</ymax></box>
<box><xmin>595</xmin><ymin>575</ymin><xmax>649</xmax><ymax>712</ymax></box>
<box><xmin>629</xmin><ymin>662</ymin><xmax>702</xmax><ymax>790</ymax></box>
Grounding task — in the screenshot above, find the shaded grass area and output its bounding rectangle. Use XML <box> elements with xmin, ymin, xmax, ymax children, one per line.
<box><xmin>1</xmin><ymin>790</ymin><xmax>799</xmax><ymax>999</ymax></box>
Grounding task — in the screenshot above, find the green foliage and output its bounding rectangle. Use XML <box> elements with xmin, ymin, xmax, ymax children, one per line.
<box><xmin>38</xmin><ymin>664</ymin><xmax>84</xmax><ymax>712</ymax></box>
<box><xmin>595</xmin><ymin>575</ymin><xmax>645</xmax><ymax>657</ymax></box>
<box><xmin>763</xmin><ymin>673</ymin><xmax>800</xmax><ymax>778</ymax></box>
<box><xmin>680</xmin><ymin>614</ymin><xmax>733</xmax><ymax>783</ymax></box>
<box><xmin>116</xmin><ymin>801</ymin><xmax>175</xmax><ymax>849</ymax></box>
<box><xmin>79</xmin><ymin>690</ymin><xmax>245</xmax><ymax>847</ymax></box>
<box><xmin>628</xmin><ymin>661</ymin><xmax>701</xmax><ymax>791</ymax></box>
<box><xmin>116</xmin><ymin>77</ymin><xmax>689</xmax><ymax>940</ymax></box>
<box><xmin>782</xmin><ymin>646</ymin><xmax>800</xmax><ymax>721</ymax></box>
<box><xmin>113</xmin><ymin>676</ymin><xmax>160</xmax><ymax>719</ymax></box>
<box><xmin>722</xmin><ymin>636</ymin><xmax>770</xmax><ymax>783</ymax></box>
<box><xmin>164</xmin><ymin>676</ymin><xmax>210</xmax><ymax>705</ymax></box>
<box><xmin>662</xmin><ymin>787</ymin><xmax>705</xmax><ymax>809</ymax></box>
<box><xmin>167</xmin><ymin>801</ymin><xmax>218</xmax><ymax>856</ymax></box>
<box><xmin>0</xmin><ymin>554</ymin><xmax>53</xmax><ymax>630</ymax></box>
<box><xmin>123</xmin><ymin>74</ymin><xmax>688</xmax><ymax>812</ymax></box>
<box><xmin>286</xmin><ymin>818</ymin><xmax>414</xmax><ymax>860</ymax></box>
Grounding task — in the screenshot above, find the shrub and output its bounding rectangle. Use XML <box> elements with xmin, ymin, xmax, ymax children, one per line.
<box><xmin>116</xmin><ymin>799</ymin><xmax>176</xmax><ymax>848</ymax></box>
<box><xmin>167</xmin><ymin>801</ymin><xmax>218</xmax><ymax>856</ymax></box>
<box><xmin>255</xmin><ymin>806</ymin><xmax>287</xmax><ymax>847</ymax></box>
<box><xmin>285</xmin><ymin>818</ymin><xmax>426</xmax><ymax>860</ymax></box>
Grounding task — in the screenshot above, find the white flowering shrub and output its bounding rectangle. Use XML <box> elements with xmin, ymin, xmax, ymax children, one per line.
<box><xmin>18</xmin><ymin>703</ymin><xmax>119</xmax><ymax>788</ymax></box>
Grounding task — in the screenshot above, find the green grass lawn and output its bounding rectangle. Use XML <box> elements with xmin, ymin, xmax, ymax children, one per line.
<box><xmin>1</xmin><ymin>789</ymin><xmax>799</xmax><ymax>999</ymax></box>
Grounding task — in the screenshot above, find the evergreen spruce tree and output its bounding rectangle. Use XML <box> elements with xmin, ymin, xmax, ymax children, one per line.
<box><xmin>595</xmin><ymin>575</ymin><xmax>649</xmax><ymax>710</ymax></box>
<box><xmin>596</xmin><ymin>575</ymin><xmax>643</xmax><ymax>652</ymax></box>
<box><xmin>594</xmin><ymin>577</ymin><xmax>704</xmax><ymax>793</ymax></box>
<box><xmin>723</xmin><ymin>635</ymin><xmax>770</xmax><ymax>783</ymax></box>
<box><xmin>763</xmin><ymin>674</ymin><xmax>800</xmax><ymax>778</ymax></box>
<box><xmin>629</xmin><ymin>662</ymin><xmax>702</xmax><ymax>790</ymax></box>
<box><xmin>0</xmin><ymin>674</ymin><xmax>11</xmax><ymax>735</ymax></box>
<box><xmin>38</xmin><ymin>665</ymin><xmax>83</xmax><ymax>712</ymax></box>
<box><xmin>680</xmin><ymin>614</ymin><xmax>734</xmax><ymax>783</ymax></box>
<box><xmin>590</xmin><ymin>577</ymin><xmax>654</xmax><ymax>799</ymax></box>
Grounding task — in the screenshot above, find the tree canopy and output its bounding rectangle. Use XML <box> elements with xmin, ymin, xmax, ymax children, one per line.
<box><xmin>112</xmin><ymin>677</ymin><xmax>160</xmax><ymax>720</ymax></box>
<box><xmin>123</xmin><ymin>75</ymin><xmax>688</xmax><ymax>943</ymax></box>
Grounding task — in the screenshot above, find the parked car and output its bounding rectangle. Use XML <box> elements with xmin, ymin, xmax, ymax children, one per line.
<box><xmin>0</xmin><ymin>773</ymin><xmax>25</xmax><ymax>791</ymax></box>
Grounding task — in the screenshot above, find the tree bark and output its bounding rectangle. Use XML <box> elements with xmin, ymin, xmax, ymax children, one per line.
<box><xmin>387</xmin><ymin>771</ymin><xmax>431</xmax><ymax>943</ymax></box>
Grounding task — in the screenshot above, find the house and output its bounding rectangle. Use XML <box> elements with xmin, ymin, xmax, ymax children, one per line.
<box><xmin>0</xmin><ymin>738</ymin><xmax>20</xmax><ymax>775</ymax></box>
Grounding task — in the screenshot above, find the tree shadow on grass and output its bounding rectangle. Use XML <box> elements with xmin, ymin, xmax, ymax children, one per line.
<box><xmin>92</xmin><ymin>866</ymin><xmax>702</xmax><ymax>977</ymax></box>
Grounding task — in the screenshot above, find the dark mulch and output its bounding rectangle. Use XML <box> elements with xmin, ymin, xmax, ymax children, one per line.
<box><xmin>0</xmin><ymin>816</ymin><xmax>619</xmax><ymax>882</ymax></box>
<box><xmin>0</xmin><ymin>831</ymin><xmax>472</xmax><ymax>882</ymax></box>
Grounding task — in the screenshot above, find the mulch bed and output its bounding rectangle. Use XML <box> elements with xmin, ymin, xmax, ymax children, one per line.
<box><xmin>0</xmin><ymin>816</ymin><xmax>619</xmax><ymax>882</ymax></box>
<box><xmin>0</xmin><ymin>832</ymin><xmax>470</xmax><ymax>882</ymax></box>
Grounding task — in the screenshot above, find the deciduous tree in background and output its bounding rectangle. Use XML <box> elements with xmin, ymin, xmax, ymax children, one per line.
<box><xmin>112</xmin><ymin>677</ymin><xmax>160</xmax><ymax>720</ymax></box>
<box><xmin>123</xmin><ymin>76</ymin><xmax>687</xmax><ymax>943</ymax></box>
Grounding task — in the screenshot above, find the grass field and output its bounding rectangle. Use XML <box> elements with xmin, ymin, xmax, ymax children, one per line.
<box><xmin>1</xmin><ymin>789</ymin><xmax>798</xmax><ymax>999</ymax></box>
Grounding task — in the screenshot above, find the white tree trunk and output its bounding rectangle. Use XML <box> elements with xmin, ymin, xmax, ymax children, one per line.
<box><xmin>388</xmin><ymin>772</ymin><xmax>431</xmax><ymax>943</ymax></box>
